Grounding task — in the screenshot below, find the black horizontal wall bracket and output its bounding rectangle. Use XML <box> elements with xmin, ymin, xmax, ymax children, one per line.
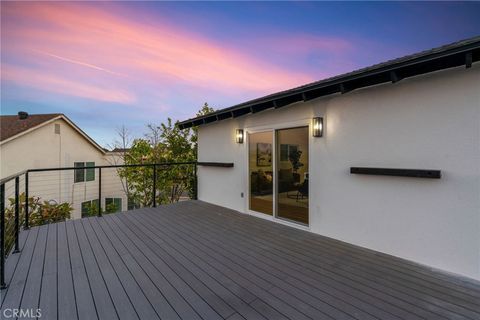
<box><xmin>350</xmin><ymin>167</ymin><xmax>441</xmax><ymax>179</ymax></box>
<box><xmin>197</xmin><ymin>162</ymin><xmax>234</xmax><ymax>168</ymax></box>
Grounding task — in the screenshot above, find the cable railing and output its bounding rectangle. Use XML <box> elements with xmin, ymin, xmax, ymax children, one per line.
<box><xmin>0</xmin><ymin>161</ymin><xmax>232</xmax><ymax>289</ymax></box>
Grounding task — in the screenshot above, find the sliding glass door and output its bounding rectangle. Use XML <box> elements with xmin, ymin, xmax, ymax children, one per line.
<box><xmin>276</xmin><ymin>127</ymin><xmax>309</xmax><ymax>224</ymax></box>
<box><xmin>248</xmin><ymin>127</ymin><xmax>309</xmax><ymax>224</ymax></box>
<box><xmin>248</xmin><ymin>131</ymin><xmax>273</xmax><ymax>215</ymax></box>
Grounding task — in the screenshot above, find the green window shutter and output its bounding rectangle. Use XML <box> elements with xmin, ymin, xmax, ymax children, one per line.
<box><xmin>86</xmin><ymin>162</ymin><xmax>95</xmax><ymax>181</ymax></box>
<box><xmin>75</xmin><ymin>162</ymin><xmax>85</xmax><ymax>183</ymax></box>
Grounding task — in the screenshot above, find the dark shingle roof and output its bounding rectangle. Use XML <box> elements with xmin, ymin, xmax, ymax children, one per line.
<box><xmin>0</xmin><ymin>113</ymin><xmax>62</xmax><ymax>142</ymax></box>
<box><xmin>178</xmin><ymin>35</ymin><xmax>480</xmax><ymax>129</ymax></box>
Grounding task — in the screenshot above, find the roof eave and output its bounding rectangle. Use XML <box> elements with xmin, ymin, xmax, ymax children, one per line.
<box><xmin>177</xmin><ymin>37</ymin><xmax>480</xmax><ymax>130</ymax></box>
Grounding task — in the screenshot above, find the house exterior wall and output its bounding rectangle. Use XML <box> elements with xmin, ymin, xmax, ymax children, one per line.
<box><xmin>0</xmin><ymin>118</ymin><xmax>127</xmax><ymax>219</ymax></box>
<box><xmin>197</xmin><ymin>64</ymin><xmax>480</xmax><ymax>280</ymax></box>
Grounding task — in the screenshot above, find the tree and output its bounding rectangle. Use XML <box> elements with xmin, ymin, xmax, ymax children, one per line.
<box><xmin>190</xmin><ymin>103</ymin><xmax>215</xmax><ymax>159</ymax></box>
<box><xmin>114</xmin><ymin>103</ymin><xmax>216</xmax><ymax>208</ymax></box>
<box><xmin>106</xmin><ymin>125</ymin><xmax>133</xmax><ymax>203</ymax></box>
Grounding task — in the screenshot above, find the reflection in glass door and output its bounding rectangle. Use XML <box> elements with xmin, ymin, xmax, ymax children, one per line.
<box><xmin>276</xmin><ymin>127</ymin><xmax>309</xmax><ymax>224</ymax></box>
<box><xmin>249</xmin><ymin>131</ymin><xmax>273</xmax><ymax>215</ymax></box>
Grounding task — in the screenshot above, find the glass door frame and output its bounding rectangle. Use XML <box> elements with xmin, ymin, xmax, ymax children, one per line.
<box><xmin>244</xmin><ymin>118</ymin><xmax>312</xmax><ymax>229</ymax></box>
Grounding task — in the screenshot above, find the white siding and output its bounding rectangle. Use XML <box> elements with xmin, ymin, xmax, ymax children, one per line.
<box><xmin>197</xmin><ymin>64</ymin><xmax>480</xmax><ymax>280</ymax></box>
<box><xmin>0</xmin><ymin>118</ymin><xmax>127</xmax><ymax>219</ymax></box>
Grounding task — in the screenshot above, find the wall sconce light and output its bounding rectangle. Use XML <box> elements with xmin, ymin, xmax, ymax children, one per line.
<box><xmin>312</xmin><ymin>117</ymin><xmax>323</xmax><ymax>137</ymax></box>
<box><xmin>235</xmin><ymin>129</ymin><xmax>244</xmax><ymax>143</ymax></box>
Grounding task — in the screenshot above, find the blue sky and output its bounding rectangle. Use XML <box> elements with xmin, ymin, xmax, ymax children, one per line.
<box><xmin>1</xmin><ymin>1</ymin><xmax>479</xmax><ymax>147</ymax></box>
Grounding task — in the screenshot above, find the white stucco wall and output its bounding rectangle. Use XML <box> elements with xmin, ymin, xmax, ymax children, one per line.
<box><xmin>0</xmin><ymin>118</ymin><xmax>127</xmax><ymax>219</ymax></box>
<box><xmin>197</xmin><ymin>64</ymin><xmax>480</xmax><ymax>280</ymax></box>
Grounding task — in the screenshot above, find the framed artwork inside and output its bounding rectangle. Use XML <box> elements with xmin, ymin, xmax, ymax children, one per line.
<box><xmin>256</xmin><ymin>143</ymin><xmax>272</xmax><ymax>166</ymax></box>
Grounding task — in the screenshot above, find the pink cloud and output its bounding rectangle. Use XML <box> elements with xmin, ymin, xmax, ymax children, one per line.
<box><xmin>2</xmin><ymin>64</ymin><xmax>135</xmax><ymax>104</ymax></box>
<box><xmin>1</xmin><ymin>2</ymin><xmax>321</xmax><ymax>104</ymax></box>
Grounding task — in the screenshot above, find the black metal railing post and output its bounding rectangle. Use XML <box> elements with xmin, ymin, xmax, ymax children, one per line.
<box><xmin>1</xmin><ymin>183</ymin><xmax>7</xmax><ymax>289</ymax></box>
<box><xmin>24</xmin><ymin>171</ymin><xmax>29</xmax><ymax>230</ymax></box>
<box><xmin>98</xmin><ymin>168</ymin><xmax>102</xmax><ymax>217</ymax></box>
<box><xmin>13</xmin><ymin>177</ymin><xmax>20</xmax><ymax>253</ymax></box>
<box><xmin>152</xmin><ymin>165</ymin><xmax>157</xmax><ymax>208</ymax></box>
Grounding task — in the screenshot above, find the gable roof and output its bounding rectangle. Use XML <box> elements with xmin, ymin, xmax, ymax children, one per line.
<box><xmin>178</xmin><ymin>35</ymin><xmax>480</xmax><ymax>129</ymax></box>
<box><xmin>0</xmin><ymin>113</ymin><xmax>106</xmax><ymax>154</ymax></box>
<box><xmin>1</xmin><ymin>113</ymin><xmax>62</xmax><ymax>142</ymax></box>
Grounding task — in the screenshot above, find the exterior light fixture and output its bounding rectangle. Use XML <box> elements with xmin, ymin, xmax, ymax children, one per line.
<box><xmin>235</xmin><ymin>129</ymin><xmax>244</xmax><ymax>143</ymax></box>
<box><xmin>312</xmin><ymin>117</ymin><xmax>323</xmax><ymax>137</ymax></box>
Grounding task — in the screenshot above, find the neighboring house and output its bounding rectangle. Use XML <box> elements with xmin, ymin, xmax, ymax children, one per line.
<box><xmin>0</xmin><ymin>112</ymin><xmax>126</xmax><ymax>219</ymax></box>
<box><xmin>178</xmin><ymin>37</ymin><xmax>480</xmax><ymax>280</ymax></box>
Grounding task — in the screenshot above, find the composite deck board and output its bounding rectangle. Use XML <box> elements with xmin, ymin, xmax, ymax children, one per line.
<box><xmin>1</xmin><ymin>201</ymin><xmax>479</xmax><ymax>320</ymax></box>
<box><xmin>83</xmin><ymin>218</ymin><xmax>161</xmax><ymax>320</ymax></box>
<box><xmin>197</xmin><ymin>201</ymin><xmax>480</xmax><ymax>307</ymax></box>
<box><xmin>94</xmin><ymin>217</ymin><xmax>181</xmax><ymax>320</ymax></box>
<box><xmin>189</xmin><ymin>204</ymin><xmax>475</xmax><ymax>318</ymax></box>
<box><xmin>183</xmin><ymin>201</ymin><xmax>480</xmax><ymax>313</ymax></box>
<box><xmin>74</xmin><ymin>219</ymin><xmax>138</xmax><ymax>320</ymax></box>
<box><xmin>193</xmin><ymin>201</ymin><xmax>480</xmax><ymax>299</ymax></box>
<box><xmin>57</xmin><ymin>221</ymin><xmax>78</xmax><ymax>320</ymax></box>
<box><xmin>118</xmin><ymin>213</ymin><xmax>255</xmax><ymax>319</ymax></box>
<box><xmin>141</xmin><ymin>208</ymin><xmax>388</xmax><ymax>320</ymax></box>
<box><xmin>39</xmin><ymin>223</ymin><xmax>58</xmax><ymax>320</ymax></box>
<box><xmin>1</xmin><ymin>227</ymin><xmax>39</xmax><ymax>310</ymax></box>
<box><xmin>65</xmin><ymin>220</ymin><xmax>99</xmax><ymax>320</ymax></box>
<box><xmin>138</xmin><ymin>210</ymin><xmax>320</xmax><ymax>320</ymax></box>
<box><xmin>106</xmin><ymin>214</ymin><xmax>224</xmax><ymax>320</ymax></box>
<box><xmin>19</xmin><ymin>224</ymin><xmax>48</xmax><ymax>312</ymax></box>
<box><xmin>166</xmin><ymin>203</ymin><xmax>475</xmax><ymax>320</ymax></box>
<box><xmin>136</xmin><ymin>208</ymin><xmax>375</xmax><ymax>320</ymax></box>
<box><xmin>120</xmin><ymin>211</ymin><xmax>270</xmax><ymax>320</ymax></box>
<box><xmin>103</xmin><ymin>214</ymin><xmax>204</xmax><ymax>320</ymax></box>
<box><xmin>145</xmin><ymin>206</ymin><xmax>418</xmax><ymax>320</ymax></box>
<box><xmin>1</xmin><ymin>226</ymin><xmax>29</xmax><ymax>306</ymax></box>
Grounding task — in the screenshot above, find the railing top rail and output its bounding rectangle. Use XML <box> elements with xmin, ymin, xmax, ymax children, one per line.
<box><xmin>0</xmin><ymin>170</ymin><xmax>27</xmax><ymax>186</ymax></box>
<box><xmin>26</xmin><ymin>161</ymin><xmax>198</xmax><ymax>173</ymax></box>
<box><xmin>1</xmin><ymin>161</ymin><xmax>233</xmax><ymax>183</ymax></box>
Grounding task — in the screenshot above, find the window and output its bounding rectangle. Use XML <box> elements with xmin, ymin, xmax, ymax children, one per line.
<box><xmin>105</xmin><ymin>198</ymin><xmax>122</xmax><ymax>213</ymax></box>
<box><xmin>280</xmin><ymin>144</ymin><xmax>298</xmax><ymax>162</ymax></box>
<box><xmin>81</xmin><ymin>199</ymin><xmax>100</xmax><ymax>217</ymax></box>
<box><xmin>74</xmin><ymin>162</ymin><xmax>85</xmax><ymax>182</ymax></box>
<box><xmin>128</xmin><ymin>197</ymin><xmax>140</xmax><ymax>210</ymax></box>
<box><xmin>74</xmin><ymin>162</ymin><xmax>95</xmax><ymax>183</ymax></box>
<box><xmin>86</xmin><ymin>162</ymin><xmax>95</xmax><ymax>181</ymax></box>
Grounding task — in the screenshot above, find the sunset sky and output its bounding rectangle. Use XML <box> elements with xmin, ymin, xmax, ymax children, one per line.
<box><xmin>1</xmin><ymin>2</ymin><xmax>479</xmax><ymax>146</ymax></box>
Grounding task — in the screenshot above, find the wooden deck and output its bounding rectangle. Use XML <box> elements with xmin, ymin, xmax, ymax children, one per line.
<box><xmin>1</xmin><ymin>200</ymin><xmax>480</xmax><ymax>320</ymax></box>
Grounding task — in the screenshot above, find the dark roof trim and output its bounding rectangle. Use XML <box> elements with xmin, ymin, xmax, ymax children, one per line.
<box><xmin>178</xmin><ymin>36</ymin><xmax>480</xmax><ymax>130</ymax></box>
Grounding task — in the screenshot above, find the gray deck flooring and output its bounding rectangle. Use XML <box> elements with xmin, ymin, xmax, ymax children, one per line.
<box><xmin>1</xmin><ymin>200</ymin><xmax>480</xmax><ymax>320</ymax></box>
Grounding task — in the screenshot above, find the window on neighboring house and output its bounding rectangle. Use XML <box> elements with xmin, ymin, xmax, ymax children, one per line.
<box><xmin>105</xmin><ymin>198</ymin><xmax>122</xmax><ymax>213</ymax></box>
<box><xmin>128</xmin><ymin>197</ymin><xmax>140</xmax><ymax>211</ymax></box>
<box><xmin>81</xmin><ymin>199</ymin><xmax>100</xmax><ymax>217</ymax></box>
<box><xmin>74</xmin><ymin>162</ymin><xmax>95</xmax><ymax>183</ymax></box>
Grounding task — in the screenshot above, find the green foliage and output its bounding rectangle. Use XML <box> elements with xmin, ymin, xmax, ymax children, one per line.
<box><xmin>105</xmin><ymin>202</ymin><xmax>120</xmax><ymax>214</ymax></box>
<box><xmin>81</xmin><ymin>200</ymin><xmax>119</xmax><ymax>216</ymax></box>
<box><xmin>4</xmin><ymin>193</ymin><xmax>72</xmax><ymax>255</ymax></box>
<box><xmin>5</xmin><ymin>193</ymin><xmax>72</xmax><ymax>227</ymax></box>
<box><xmin>118</xmin><ymin>103</ymin><xmax>215</xmax><ymax>206</ymax></box>
<box><xmin>288</xmin><ymin>150</ymin><xmax>304</xmax><ymax>173</ymax></box>
<box><xmin>82</xmin><ymin>200</ymin><xmax>100</xmax><ymax>217</ymax></box>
